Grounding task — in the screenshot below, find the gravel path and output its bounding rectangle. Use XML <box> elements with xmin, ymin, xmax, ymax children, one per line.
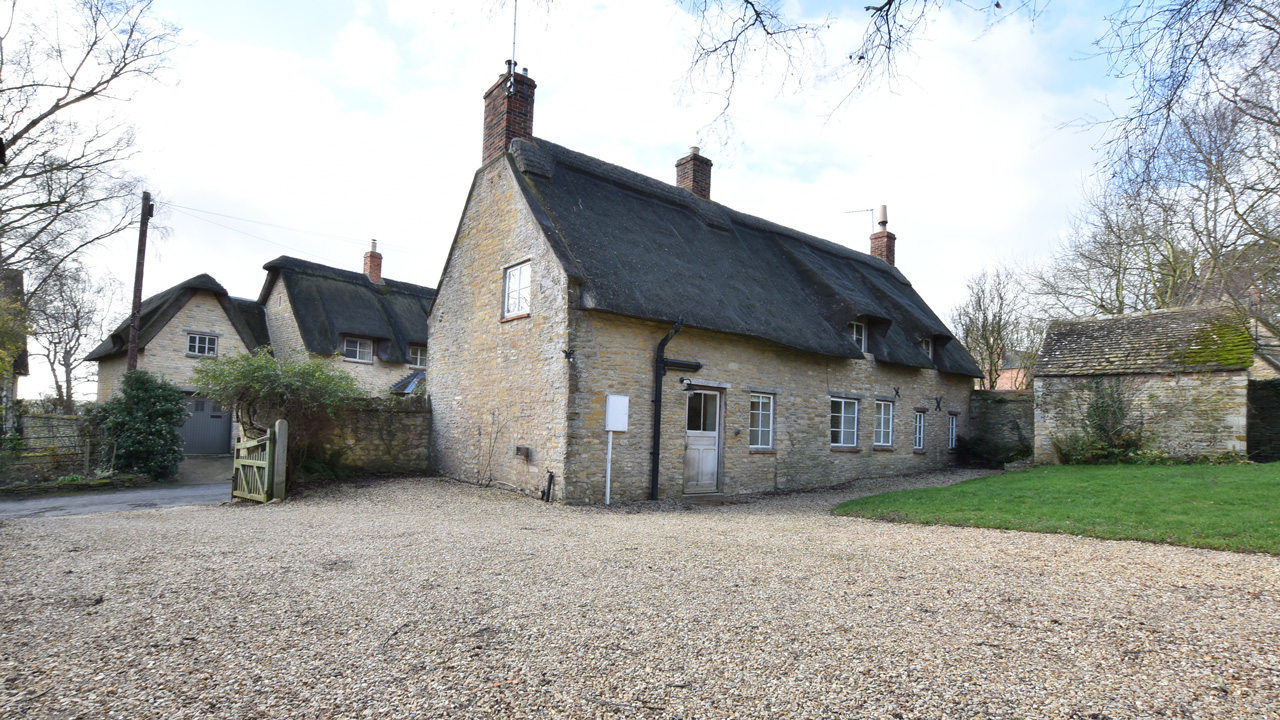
<box><xmin>2</xmin><ymin>470</ymin><xmax>1277</xmax><ymax>719</ymax></box>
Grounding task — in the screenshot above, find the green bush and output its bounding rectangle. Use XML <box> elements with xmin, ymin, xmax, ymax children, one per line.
<box><xmin>94</xmin><ymin>371</ymin><xmax>187</xmax><ymax>479</ymax></box>
<box><xmin>193</xmin><ymin>348</ymin><xmax>361</xmax><ymax>491</ymax></box>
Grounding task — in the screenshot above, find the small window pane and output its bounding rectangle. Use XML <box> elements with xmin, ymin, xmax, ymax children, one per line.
<box><xmin>852</xmin><ymin>322</ymin><xmax>866</xmax><ymax>352</ymax></box>
<box><xmin>188</xmin><ymin>334</ymin><xmax>217</xmax><ymax>356</ymax></box>
<box><xmin>914</xmin><ymin>411</ymin><xmax>925</xmax><ymax>450</ymax></box>
<box><xmin>948</xmin><ymin>415</ymin><xmax>958</xmax><ymax>449</ymax></box>
<box><xmin>687</xmin><ymin>393</ymin><xmax>703</xmax><ymax>431</ymax></box>
<box><xmin>703</xmin><ymin>394</ymin><xmax>718</xmax><ymax>432</ymax></box>
<box><xmin>831</xmin><ymin>398</ymin><xmax>858</xmax><ymax>446</ymax></box>
<box><xmin>409</xmin><ymin>345</ymin><xmax>427</xmax><ymax>366</ymax></box>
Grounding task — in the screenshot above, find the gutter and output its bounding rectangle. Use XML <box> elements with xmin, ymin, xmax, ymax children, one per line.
<box><xmin>649</xmin><ymin>318</ymin><xmax>702</xmax><ymax>501</ymax></box>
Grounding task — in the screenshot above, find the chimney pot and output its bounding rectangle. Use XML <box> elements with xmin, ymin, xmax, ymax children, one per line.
<box><xmin>870</xmin><ymin>204</ymin><xmax>896</xmax><ymax>266</ymax></box>
<box><xmin>482</xmin><ymin>64</ymin><xmax>537</xmax><ymax>164</ymax></box>
<box><xmin>676</xmin><ymin>146</ymin><xmax>713</xmax><ymax>200</ymax></box>
<box><xmin>364</xmin><ymin>239</ymin><xmax>384</xmax><ymax>284</ymax></box>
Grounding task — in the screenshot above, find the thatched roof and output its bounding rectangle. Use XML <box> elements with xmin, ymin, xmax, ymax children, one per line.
<box><xmin>496</xmin><ymin>138</ymin><xmax>980</xmax><ymax>377</ymax></box>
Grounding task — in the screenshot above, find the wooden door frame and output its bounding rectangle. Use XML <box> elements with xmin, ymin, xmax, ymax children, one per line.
<box><xmin>683</xmin><ymin>386</ymin><xmax>725</xmax><ymax>494</ymax></box>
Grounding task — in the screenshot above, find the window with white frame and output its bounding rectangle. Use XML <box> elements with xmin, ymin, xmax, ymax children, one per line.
<box><xmin>921</xmin><ymin>337</ymin><xmax>933</xmax><ymax>360</ymax></box>
<box><xmin>408</xmin><ymin>344</ymin><xmax>427</xmax><ymax>367</ymax></box>
<box><xmin>187</xmin><ymin>333</ymin><xmax>217</xmax><ymax>357</ymax></box>
<box><xmin>343</xmin><ymin>337</ymin><xmax>373</xmax><ymax>362</ymax></box>
<box><xmin>851</xmin><ymin>321</ymin><xmax>867</xmax><ymax>352</ymax></box>
<box><xmin>914</xmin><ymin>411</ymin><xmax>926</xmax><ymax>450</ymax></box>
<box><xmin>874</xmin><ymin>400</ymin><xmax>894</xmax><ymax>446</ymax></box>
<box><xmin>749</xmin><ymin>393</ymin><xmax>774</xmax><ymax>449</ymax></box>
<box><xmin>830</xmin><ymin>398</ymin><xmax>859</xmax><ymax>447</ymax></box>
<box><xmin>948</xmin><ymin>414</ymin><xmax>958</xmax><ymax>450</ymax></box>
<box><xmin>503</xmin><ymin>261</ymin><xmax>531</xmax><ymax>317</ymax></box>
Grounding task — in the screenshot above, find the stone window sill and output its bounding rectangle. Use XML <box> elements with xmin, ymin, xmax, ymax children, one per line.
<box><xmin>501</xmin><ymin>313</ymin><xmax>531</xmax><ymax>323</ymax></box>
<box><xmin>873</xmin><ymin>446</ymin><xmax>894</xmax><ymax>452</ymax></box>
<box><xmin>831</xmin><ymin>446</ymin><xmax>862</xmax><ymax>453</ymax></box>
<box><xmin>913</xmin><ymin>449</ymin><xmax>926</xmax><ymax>455</ymax></box>
<box><xmin>342</xmin><ymin>357</ymin><xmax>373</xmax><ymax>365</ymax></box>
<box><xmin>749</xmin><ymin>449</ymin><xmax>776</xmax><ymax>454</ymax></box>
<box><xmin>185</xmin><ymin>353</ymin><xmax>216</xmax><ymax>359</ymax></box>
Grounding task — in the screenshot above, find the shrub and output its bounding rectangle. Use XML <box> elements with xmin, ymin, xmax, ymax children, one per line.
<box><xmin>193</xmin><ymin>348</ymin><xmax>361</xmax><ymax>491</ymax></box>
<box><xmin>94</xmin><ymin>371</ymin><xmax>186</xmax><ymax>479</ymax></box>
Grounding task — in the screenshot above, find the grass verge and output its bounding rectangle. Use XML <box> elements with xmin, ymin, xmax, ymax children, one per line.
<box><xmin>833</xmin><ymin>464</ymin><xmax>1280</xmax><ymax>554</ymax></box>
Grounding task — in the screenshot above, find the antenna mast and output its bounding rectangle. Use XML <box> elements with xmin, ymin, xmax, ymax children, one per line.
<box><xmin>506</xmin><ymin>0</ymin><xmax>519</xmax><ymax>94</ymax></box>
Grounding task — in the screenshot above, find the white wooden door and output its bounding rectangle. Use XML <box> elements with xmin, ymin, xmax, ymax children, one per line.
<box><xmin>683</xmin><ymin>390</ymin><xmax>721</xmax><ymax>493</ymax></box>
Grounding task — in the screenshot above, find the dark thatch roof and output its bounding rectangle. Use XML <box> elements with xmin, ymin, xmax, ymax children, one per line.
<box><xmin>1034</xmin><ymin>305</ymin><xmax>1259</xmax><ymax>377</ymax></box>
<box><xmin>86</xmin><ymin>275</ymin><xmax>269</xmax><ymax>361</ymax></box>
<box><xmin>502</xmin><ymin>138</ymin><xmax>981</xmax><ymax>377</ymax></box>
<box><xmin>258</xmin><ymin>257</ymin><xmax>435</xmax><ymax>365</ymax></box>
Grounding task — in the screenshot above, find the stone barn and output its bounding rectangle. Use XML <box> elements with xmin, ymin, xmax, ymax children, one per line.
<box><xmin>1033</xmin><ymin>304</ymin><xmax>1280</xmax><ymax>463</ymax></box>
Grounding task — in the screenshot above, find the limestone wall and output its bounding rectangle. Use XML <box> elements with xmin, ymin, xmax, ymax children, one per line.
<box><xmin>329</xmin><ymin>406</ymin><xmax>431</xmax><ymax>472</ymax></box>
<box><xmin>562</xmin><ymin>313</ymin><xmax>973</xmax><ymax>503</ymax></box>
<box><xmin>1033</xmin><ymin>372</ymin><xmax>1249</xmax><ymax>463</ymax></box>
<box><xmin>427</xmin><ymin>158</ymin><xmax>571</xmax><ymax>495</ymax></box>
<box><xmin>968</xmin><ymin>390</ymin><xmax>1034</xmax><ymax>450</ymax></box>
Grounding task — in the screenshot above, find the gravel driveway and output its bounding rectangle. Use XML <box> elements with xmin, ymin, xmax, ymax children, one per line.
<box><xmin>2</xmin><ymin>471</ymin><xmax>1277</xmax><ymax>719</ymax></box>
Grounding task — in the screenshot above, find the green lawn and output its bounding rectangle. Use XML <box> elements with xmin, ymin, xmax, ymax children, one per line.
<box><xmin>833</xmin><ymin>464</ymin><xmax>1280</xmax><ymax>554</ymax></box>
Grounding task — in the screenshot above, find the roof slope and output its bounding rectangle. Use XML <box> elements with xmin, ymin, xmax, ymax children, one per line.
<box><xmin>506</xmin><ymin>138</ymin><xmax>981</xmax><ymax>377</ymax></box>
<box><xmin>259</xmin><ymin>256</ymin><xmax>435</xmax><ymax>364</ymax></box>
<box><xmin>86</xmin><ymin>275</ymin><xmax>270</xmax><ymax>361</ymax></box>
<box><xmin>1035</xmin><ymin>305</ymin><xmax>1257</xmax><ymax>376</ymax></box>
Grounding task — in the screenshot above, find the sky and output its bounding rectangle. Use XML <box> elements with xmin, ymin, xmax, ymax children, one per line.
<box><xmin>36</xmin><ymin>0</ymin><xmax>1126</xmax><ymax>399</ymax></box>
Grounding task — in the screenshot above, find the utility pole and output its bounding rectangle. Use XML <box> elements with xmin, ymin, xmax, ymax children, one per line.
<box><xmin>126</xmin><ymin>191</ymin><xmax>154</xmax><ymax>371</ymax></box>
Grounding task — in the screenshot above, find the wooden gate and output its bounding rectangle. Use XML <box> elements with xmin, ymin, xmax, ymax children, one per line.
<box><xmin>232</xmin><ymin>419</ymin><xmax>289</xmax><ymax>502</ymax></box>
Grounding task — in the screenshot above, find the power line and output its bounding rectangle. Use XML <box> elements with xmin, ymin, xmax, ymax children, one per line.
<box><xmin>167</xmin><ymin>207</ymin><xmax>341</xmax><ymax>265</ymax></box>
<box><xmin>163</xmin><ymin>202</ymin><xmax>415</xmax><ymax>252</ymax></box>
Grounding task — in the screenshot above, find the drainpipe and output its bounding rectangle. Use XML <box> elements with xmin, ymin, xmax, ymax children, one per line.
<box><xmin>650</xmin><ymin>318</ymin><xmax>684</xmax><ymax>501</ymax></box>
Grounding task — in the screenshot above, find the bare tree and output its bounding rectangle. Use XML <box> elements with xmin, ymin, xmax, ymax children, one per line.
<box><xmin>27</xmin><ymin>262</ymin><xmax>122</xmax><ymax>413</ymax></box>
<box><xmin>951</xmin><ymin>266</ymin><xmax>1041</xmax><ymax>390</ymax></box>
<box><xmin>0</xmin><ymin>0</ymin><xmax>177</xmax><ymax>303</ymax></box>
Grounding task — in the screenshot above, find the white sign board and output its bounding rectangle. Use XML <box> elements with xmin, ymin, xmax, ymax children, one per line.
<box><xmin>605</xmin><ymin>395</ymin><xmax>630</xmax><ymax>432</ymax></box>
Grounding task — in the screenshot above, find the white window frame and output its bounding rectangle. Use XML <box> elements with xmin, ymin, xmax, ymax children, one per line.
<box><xmin>948</xmin><ymin>414</ymin><xmax>958</xmax><ymax>450</ymax></box>
<box><xmin>830</xmin><ymin>397</ymin><xmax>859</xmax><ymax>447</ymax></box>
<box><xmin>343</xmin><ymin>337</ymin><xmax>373</xmax><ymax>363</ymax></box>
<box><xmin>407</xmin><ymin>344</ymin><xmax>427</xmax><ymax>368</ymax></box>
<box><xmin>749</xmin><ymin>393</ymin><xmax>774</xmax><ymax>449</ymax></box>
<box><xmin>874</xmin><ymin>400</ymin><xmax>894</xmax><ymax>447</ymax></box>
<box><xmin>922</xmin><ymin>337</ymin><xmax>933</xmax><ymax>360</ymax></box>
<box><xmin>914</xmin><ymin>411</ymin><xmax>926</xmax><ymax>450</ymax></box>
<box><xmin>851</xmin><ymin>321</ymin><xmax>867</xmax><ymax>352</ymax></box>
<box><xmin>503</xmin><ymin>261</ymin><xmax>531</xmax><ymax>318</ymax></box>
<box><xmin>187</xmin><ymin>333</ymin><xmax>218</xmax><ymax>357</ymax></box>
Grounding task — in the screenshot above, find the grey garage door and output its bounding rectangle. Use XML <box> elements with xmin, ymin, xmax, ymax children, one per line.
<box><xmin>180</xmin><ymin>395</ymin><xmax>232</xmax><ymax>455</ymax></box>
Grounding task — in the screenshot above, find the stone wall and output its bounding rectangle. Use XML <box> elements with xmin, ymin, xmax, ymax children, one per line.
<box><xmin>563</xmin><ymin>313</ymin><xmax>974</xmax><ymax>503</ymax></box>
<box><xmin>95</xmin><ymin>290</ymin><xmax>252</xmax><ymax>398</ymax></box>
<box><xmin>427</xmin><ymin>157</ymin><xmax>571</xmax><ymax>496</ymax></box>
<box><xmin>329</xmin><ymin>405</ymin><xmax>431</xmax><ymax>472</ymax></box>
<box><xmin>1033</xmin><ymin>372</ymin><xmax>1249</xmax><ymax>463</ymax></box>
<box><xmin>968</xmin><ymin>390</ymin><xmax>1034</xmax><ymax>450</ymax></box>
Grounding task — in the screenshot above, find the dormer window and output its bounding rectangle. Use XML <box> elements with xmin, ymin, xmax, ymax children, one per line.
<box><xmin>851</xmin><ymin>321</ymin><xmax>867</xmax><ymax>352</ymax></box>
<box><xmin>408</xmin><ymin>344</ymin><xmax>427</xmax><ymax>368</ymax></box>
<box><xmin>921</xmin><ymin>337</ymin><xmax>933</xmax><ymax>360</ymax></box>
<box><xmin>343</xmin><ymin>337</ymin><xmax>373</xmax><ymax>363</ymax></box>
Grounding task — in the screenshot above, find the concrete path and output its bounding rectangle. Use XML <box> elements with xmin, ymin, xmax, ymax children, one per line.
<box><xmin>0</xmin><ymin>456</ymin><xmax>234</xmax><ymax>519</ymax></box>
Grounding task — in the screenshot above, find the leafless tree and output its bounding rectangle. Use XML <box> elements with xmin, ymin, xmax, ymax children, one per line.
<box><xmin>0</xmin><ymin>0</ymin><xmax>177</xmax><ymax>303</ymax></box>
<box><xmin>26</xmin><ymin>262</ymin><xmax>122</xmax><ymax>413</ymax></box>
<box><xmin>951</xmin><ymin>266</ymin><xmax>1041</xmax><ymax>390</ymax></box>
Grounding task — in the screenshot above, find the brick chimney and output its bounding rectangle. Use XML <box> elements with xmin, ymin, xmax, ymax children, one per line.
<box><xmin>870</xmin><ymin>205</ymin><xmax>895</xmax><ymax>266</ymax></box>
<box><xmin>482</xmin><ymin>62</ymin><xmax>536</xmax><ymax>164</ymax></box>
<box><xmin>364</xmin><ymin>239</ymin><xmax>383</xmax><ymax>284</ymax></box>
<box><xmin>676</xmin><ymin>146</ymin><xmax>712</xmax><ymax>200</ymax></box>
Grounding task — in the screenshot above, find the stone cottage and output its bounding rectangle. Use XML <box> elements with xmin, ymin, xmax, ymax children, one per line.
<box><xmin>88</xmin><ymin>246</ymin><xmax>435</xmax><ymax>453</ymax></box>
<box><xmin>426</xmin><ymin>67</ymin><xmax>983</xmax><ymax>503</ymax></box>
<box><xmin>1032</xmin><ymin>304</ymin><xmax>1280</xmax><ymax>463</ymax></box>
